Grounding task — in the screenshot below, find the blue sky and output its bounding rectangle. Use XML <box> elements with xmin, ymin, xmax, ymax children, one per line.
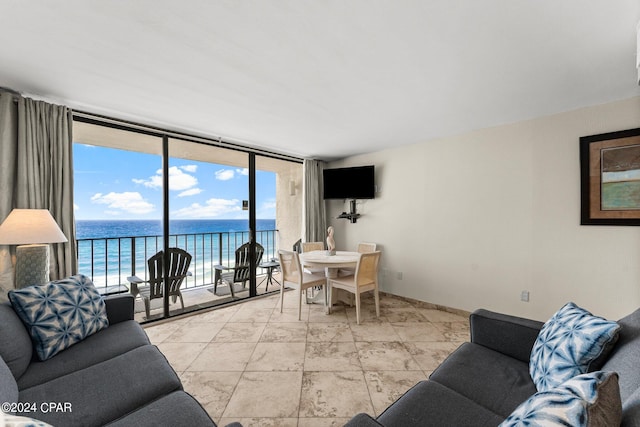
<box><xmin>73</xmin><ymin>144</ymin><xmax>276</xmax><ymax>220</ymax></box>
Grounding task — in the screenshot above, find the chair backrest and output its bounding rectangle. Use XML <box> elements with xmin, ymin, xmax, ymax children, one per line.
<box><xmin>357</xmin><ymin>242</ymin><xmax>377</xmax><ymax>253</ymax></box>
<box><xmin>232</xmin><ymin>242</ymin><xmax>265</xmax><ymax>283</ymax></box>
<box><xmin>147</xmin><ymin>248</ymin><xmax>192</xmax><ymax>300</ymax></box>
<box><xmin>278</xmin><ymin>250</ymin><xmax>302</xmax><ymax>284</ymax></box>
<box><xmin>354</xmin><ymin>251</ymin><xmax>381</xmax><ymax>286</ymax></box>
<box><xmin>302</xmin><ymin>241</ymin><xmax>324</xmax><ymax>252</ymax></box>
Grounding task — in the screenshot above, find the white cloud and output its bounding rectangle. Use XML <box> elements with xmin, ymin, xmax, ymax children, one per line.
<box><xmin>215</xmin><ymin>169</ymin><xmax>235</xmax><ymax>181</ymax></box>
<box><xmin>172</xmin><ymin>198</ymin><xmax>241</xmax><ymax>218</ymax></box>
<box><xmin>178</xmin><ymin>188</ymin><xmax>203</xmax><ymax>197</ymax></box>
<box><xmin>236</xmin><ymin>168</ymin><xmax>248</xmax><ymax>176</ymax></box>
<box><xmin>91</xmin><ymin>192</ymin><xmax>155</xmax><ymax>215</ymax></box>
<box><xmin>74</xmin><ymin>203</ymin><xmax>79</xmax><ymax>211</ymax></box>
<box><xmin>133</xmin><ymin>166</ymin><xmax>198</xmax><ymax>191</ymax></box>
<box><xmin>180</xmin><ymin>165</ymin><xmax>198</xmax><ymax>173</ymax></box>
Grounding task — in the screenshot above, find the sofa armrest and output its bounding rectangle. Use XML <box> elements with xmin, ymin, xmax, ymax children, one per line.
<box><xmin>104</xmin><ymin>294</ymin><xmax>135</xmax><ymax>324</ymax></box>
<box><xmin>344</xmin><ymin>413</ymin><xmax>384</xmax><ymax>427</ymax></box>
<box><xmin>470</xmin><ymin>309</ymin><xmax>544</xmax><ymax>363</ymax></box>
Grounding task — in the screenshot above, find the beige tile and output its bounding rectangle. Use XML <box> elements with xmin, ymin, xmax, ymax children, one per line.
<box><xmin>350</xmin><ymin>323</ymin><xmax>401</xmax><ymax>342</ymax></box>
<box><xmin>390</xmin><ymin>322</ymin><xmax>447</xmax><ymax>342</ymax></box>
<box><xmin>213</xmin><ymin>322</ymin><xmax>267</xmax><ymax>342</ymax></box>
<box><xmin>297</xmin><ymin>418</ymin><xmax>352</xmax><ymax>427</ymax></box>
<box><xmin>144</xmin><ymin>323</ymin><xmax>182</xmax><ymax>344</ymax></box>
<box><xmin>432</xmin><ymin>321</ymin><xmax>471</xmax><ymax>342</ymax></box>
<box><xmin>165</xmin><ymin>321</ymin><xmax>225</xmax><ymax>342</ymax></box>
<box><xmin>404</xmin><ymin>341</ymin><xmax>460</xmax><ymax>372</ymax></box>
<box><xmin>307</xmin><ymin>323</ymin><xmax>354</xmax><ymax>342</ymax></box>
<box><xmin>230</xmin><ymin>306</ymin><xmax>276</xmax><ymax>323</ymax></box>
<box><xmin>191</xmin><ymin>305</ymin><xmax>240</xmax><ymax>322</ymax></box>
<box><xmin>179</xmin><ymin>371</ymin><xmax>242</xmax><ymax>420</ymax></box>
<box><xmin>417</xmin><ymin>308</ymin><xmax>468</xmax><ymax>323</ymax></box>
<box><xmin>156</xmin><ymin>342</ymin><xmax>207</xmax><ymax>371</ymax></box>
<box><xmin>223</xmin><ymin>371</ymin><xmax>303</xmax><ymax>418</ymax></box>
<box><xmin>260</xmin><ymin>322</ymin><xmax>308</xmax><ymax>342</ymax></box>
<box><xmin>310</xmin><ymin>306</ymin><xmax>346</xmax><ymax>323</ymax></box>
<box><xmin>364</xmin><ymin>370</ymin><xmax>427</xmax><ymax>416</ymax></box>
<box><xmin>304</xmin><ymin>342</ymin><xmax>362</xmax><ymax>371</ymax></box>
<box><xmin>356</xmin><ymin>342</ymin><xmax>421</xmax><ymax>371</ymax></box>
<box><xmin>300</xmin><ymin>371</ymin><xmax>373</xmax><ymax>417</ymax></box>
<box><xmin>219</xmin><ymin>418</ymin><xmax>298</xmax><ymax>427</ymax></box>
<box><xmin>345</xmin><ymin>306</ymin><xmax>386</xmax><ymax>324</ymax></box>
<box><xmin>270</xmin><ymin>307</ymin><xmax>309</xmax><ymax>322</ymax></box>
<box><xmin>187</xmin><ymin>342</ymin><xmax>257</xmax><ymax>372</ymax></box>
<box><xmin>246</xmin><ymin>342</ymin><xmax>306</xmax><ymax>371</ymax></box>
<box><xmin>382</xmin><ymin>307</ymin><xmax>427</xmax><ymax>323</ymax></box>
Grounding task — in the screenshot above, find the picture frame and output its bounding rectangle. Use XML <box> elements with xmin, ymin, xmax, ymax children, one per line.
<box><xmin>580</xmin><ymin>127</ymin><xmax>640</xmax><ymax>225</ymax></box>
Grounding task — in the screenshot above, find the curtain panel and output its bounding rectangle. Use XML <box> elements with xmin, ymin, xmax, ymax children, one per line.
<box><xmin>303</xmin><ymin>159</ymin><xmax>327</xmax><ymax>243</ymax></box>
<box><xmin>0</xmin><ymin>90</ymin><xmax>77</xmax><ymax>297</ymax></box>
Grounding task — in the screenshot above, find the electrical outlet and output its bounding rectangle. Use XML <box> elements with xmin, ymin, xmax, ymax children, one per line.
<box><xmin>520</xmin><ymin>290</ymin><xmax>530</xmax><ymax>302</ymax></box>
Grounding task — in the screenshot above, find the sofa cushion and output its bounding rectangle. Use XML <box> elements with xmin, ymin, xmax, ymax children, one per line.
<box><xmin>9</xmin><ymin>274</ymin><xmax>109</xmax><ymax>361</ymax></box>
<box><xmin>602</xmin><ymin>308</ymin><xmax>640</xmax><ymax>403</ymax></box>
<box><xmin>500</xmin><ymin>371</ymin><xmax>622</xmax><ymax>427</ymax></box>
<box><xmin>376</xmin><ymin>380</ymin><xmax>504</xmax><ymax>427</ymax></box>
<box><xmin>0</xmin><ymin>303</ymin><xmax>33</xmax><ymax>380</ymax></box>
<box><xmin>429</xmin><ymin>342</ymin><xmax>537</xmax><ymax>418</ymax></box>
<box><xmin>104</xmin><ymin>390</ymin><xmax>215</xmax><ymax>427</ymax></box>
<box><xmin>529</xmin><ymin>302</ymin><xmax>620</xmax><ymax>392</ymax></box>
<box><xmin>17</xmin><ymin>345</ymin><xmax>181</xmax><ymax>426</ymax></box>
<box><xmin>0</xmin><ymin>357</ymin><xmax>19</xmax><ymax>412</ymax></box>
<box><xmin>17</xmin><ymin>320</ymin><xmax>150</xmax><ymax>390</ymax></box>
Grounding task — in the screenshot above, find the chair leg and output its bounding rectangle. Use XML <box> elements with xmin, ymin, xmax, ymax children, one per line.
<box><xmin>280</xmin><ymin>283</ymin><xmax>285</xmax><ymax>313</ymax></box>
<box><xmin>179</xmin><ymin>293</ymin><xmax>184</xmax><ymax>310</ymax></box>
<box><xmin>298</xmin><ymin>288</ymin><xmax>303</xmax><ymax>321</ymax></box>
<box><xmin>327</xmin><ymin>283</ymin><xmax>332</xmax><ymax>314</ymax></box>
<box><xmin>374</xmin><ymin>286</ymin><xmax>380</xmax><ymax>319</ymax></box>
<box><xmin>355</xmin><ymin>292</ymin><xmax>361</xmax><ymax>325</ymax></box>
<box><xmin>229</xmin><ymin>281</ymin><xmax>235</xmax><ymax>299</ymax></box>
<box><xmin>144</xmin><ymin>297</ymin><xmax>150</xmax><ymax>320</ymax></box>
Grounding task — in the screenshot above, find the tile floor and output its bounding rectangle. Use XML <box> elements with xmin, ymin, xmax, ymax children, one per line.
<box><xmin>145</xmin><ymin>290</ymin><xmax>470</xmax><ymax>427</ymax></box>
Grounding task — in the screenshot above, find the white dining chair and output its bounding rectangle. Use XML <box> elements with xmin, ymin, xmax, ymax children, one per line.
<box><xmin>339</xmin><ymin>242</ymin><xmax>377</xmax><ymax>276</ymax></box>
<box><xmin>278</xmin><ymin>249</ymin><xmax>327</xmax><ymax>320</ymax></box>
<box><xmin>328</xmin><ymin>251</ymin><xmax>381</xmax><ymax>324</ymax></box>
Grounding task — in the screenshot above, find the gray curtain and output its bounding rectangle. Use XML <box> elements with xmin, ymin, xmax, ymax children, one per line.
<box><xmin>303</xmin><ymin>159</ymin><xmax>327</xmax><ymax>243</ymax></box>
<box><xmin>0</xmin><ymin>90</ymin><xmax>77</xmax><ymax>296</ymax></box>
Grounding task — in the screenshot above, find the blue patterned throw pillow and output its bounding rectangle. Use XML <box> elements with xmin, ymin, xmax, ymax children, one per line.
<box><xmin>529</xmin><ymin>302</ymin><xmax>620</xmax><ymax>392</ymax></box>
<box><xmin>8</xmin><ymin>274</ymin><xmax>109</xmax><ymax>361</ymax></box>
<box><xmin>500</xmin><ymin>371</ymin><xmax>622</xmax><ymax>427</ymax></box>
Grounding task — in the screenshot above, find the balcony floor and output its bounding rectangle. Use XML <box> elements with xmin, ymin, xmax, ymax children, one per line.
<box><xmin>144</xmin><ymin>289</ymin><xmax>469</xmax><ymax>426</ymax></box>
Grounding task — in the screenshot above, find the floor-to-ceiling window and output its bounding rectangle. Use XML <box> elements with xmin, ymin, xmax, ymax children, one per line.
<box><xmin>72</xmin><ymin>116</ymin><xmax>302</xmax><ymax>322</ymax></box>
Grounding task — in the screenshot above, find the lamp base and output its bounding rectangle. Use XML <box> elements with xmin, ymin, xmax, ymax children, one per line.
<box><xmin>15</xmin><ymin>244</ymin><xmax>50</xmax><ymax>288</ymax></box>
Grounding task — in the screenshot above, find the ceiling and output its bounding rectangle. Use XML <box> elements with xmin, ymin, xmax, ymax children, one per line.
<box><xmin>1</xmin><ymin>1</ymin><xmax>639</xmax><ymax>160</ymax></box>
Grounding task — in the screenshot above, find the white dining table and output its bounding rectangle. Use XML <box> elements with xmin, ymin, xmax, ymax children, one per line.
<box><xmin>298</xmin><ymin>250</ymin><xmax>360</xmax><ymax>307</ymax></box>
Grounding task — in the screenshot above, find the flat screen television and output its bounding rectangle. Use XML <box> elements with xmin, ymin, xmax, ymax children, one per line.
<box><xmin>323</xmin><ymin>165</ymin><xmax>375</xmax><ymax>199</ymax></box>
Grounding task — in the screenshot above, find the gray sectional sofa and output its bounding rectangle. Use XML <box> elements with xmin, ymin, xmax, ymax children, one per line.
<box><xmin>346</xmin><ymin>307</ymin><xmax>640</xmax><ymax>426</ymax></box>
<box><xmin>0</xmin><ymin>293</ymin><xmax>218</xmax><ymax>426</ymax></box>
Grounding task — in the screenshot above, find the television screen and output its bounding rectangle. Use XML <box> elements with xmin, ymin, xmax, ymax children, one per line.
<box><xmin>323</xmin><ymin>165</ymin><xmax>375</xmax><ymax>199</ymax></box>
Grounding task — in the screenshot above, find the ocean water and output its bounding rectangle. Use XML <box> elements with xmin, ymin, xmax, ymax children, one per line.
<box><xmin>76</xmin><ymin>219</ymin><xmax>277</xmax><ymax>290</ymax></box>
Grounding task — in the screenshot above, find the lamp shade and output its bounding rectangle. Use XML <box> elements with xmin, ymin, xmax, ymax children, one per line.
<box><xmin>0</xmin><ymin>209</ymin><xmax>68</xmax><ymax>245</ymax></box>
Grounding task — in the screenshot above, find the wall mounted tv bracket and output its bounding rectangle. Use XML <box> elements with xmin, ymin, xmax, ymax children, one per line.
<box><xmin>337</xmin><ymin>199</ymin><xmax>361</xmax><ymax>223</ymax></box>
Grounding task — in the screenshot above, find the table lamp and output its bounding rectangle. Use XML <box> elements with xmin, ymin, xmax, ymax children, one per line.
<box><xmin>0</xmin><ymin>209</ymin><xmax>68</xmax><ymax>288</ymax></box>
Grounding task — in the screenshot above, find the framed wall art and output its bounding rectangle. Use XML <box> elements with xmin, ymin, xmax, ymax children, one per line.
<box><xmin>580</xmin><ymin>127</ymin><xmax>640</xmax><ymax>225</ymax></box>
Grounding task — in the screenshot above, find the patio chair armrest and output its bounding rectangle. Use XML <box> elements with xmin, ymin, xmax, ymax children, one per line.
<box><xmin>127</xmin><ymin>275</ymin><xmax>145</xmax><ymax>284</ymax></box>
<box><xmin>214</xmin><ymin>265</ymin><xmax>231</xmax><ymax>271</ymax></box>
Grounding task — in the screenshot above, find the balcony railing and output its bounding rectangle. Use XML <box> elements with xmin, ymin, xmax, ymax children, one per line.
<box><xmin>76</xmin><ymin>229</ymin><xmax>279</xmax><ymax>294</ymax></box>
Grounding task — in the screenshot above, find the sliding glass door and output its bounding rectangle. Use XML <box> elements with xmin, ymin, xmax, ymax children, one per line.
<box><xmin>73</xmin><ymin>118</ymin><xmax>302</xmax><ymax>322</ymax></box>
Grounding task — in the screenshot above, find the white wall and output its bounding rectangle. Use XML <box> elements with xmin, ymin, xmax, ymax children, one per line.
<box><xmin>327</xmin><ymin>96</ymin><xmax>640</xmax><ymax>321</ymax></box>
